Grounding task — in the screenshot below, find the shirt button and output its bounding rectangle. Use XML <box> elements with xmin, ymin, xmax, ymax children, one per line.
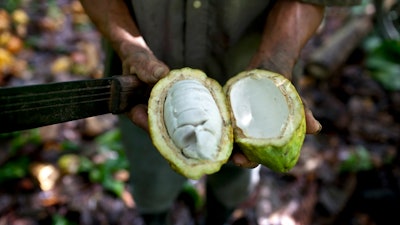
<box><xmin>193</xmin><ymin>0</ymin><xmax>202</xmax><ymax>9</ymax></box>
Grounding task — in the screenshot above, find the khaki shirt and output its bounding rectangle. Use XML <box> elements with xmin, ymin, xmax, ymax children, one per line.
<box><xmin>129</xmin><ymin>0</ymin><xmax>360</xmax><ymax>81</ymax></box>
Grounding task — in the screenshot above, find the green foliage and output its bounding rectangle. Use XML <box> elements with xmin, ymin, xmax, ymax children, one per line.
<box><xmin>0</xmin><ymin>129</ymin><xmax>41</xmax><ymax>155</ymax></box>
<box><xmin>85</xmin><ymin>157</ymin><xmax>126</xmax><ymax>198</ymax></box>
<box><xmin>95</xmin><ymin>128</ymin><xmax>125</xmax><ymax>155</ymax></box>
<box><xmin>10</xmin><ymin>130</ymin><xmax>41</xmax><ymax>152</ymax></box>
<box><xmin>0</xmin><ymin>127</ymin><xmax>128</xmax><ymax>197</ymax></box>
<box><xmin>339</xmin><ymin>146</ymin><xmax>373</xmax><ymax>173</ymax></box>
<box><xmin>0</xmin><ymin>0</ymin><xmax>23</xmax><ymax>12</ymax></box>
<box><xmin>52</xmin><ymin>214</ymin><xmax>78</xmax><ymax>225</ymax></box>
<box><xmin>182</xmin><ymin>181</ymin><xmax>204</xmax><ymax>211</ymax></box>
<box><xmin>0</xmin><ymin>130</ymin><xmax>40</xmax><ymax>183</ymax></box>
<box><xmin>78</xmin><ymin>129</ymin><xmax>128</xmax><ymax>197</ymax></box>
<box><xmin>0</xmin><ymin>157</ymin><xmax>30</xmax><ymax>182</ymax></box>
<box><xmin>364</xmin><ymin>35</ymin><xmax>400</xmax><ymax>91</ymax></box>
<box><xmin>60</xmin><ymin>140</ymin><xmax>81</xmax><ymax>152</ymax></box>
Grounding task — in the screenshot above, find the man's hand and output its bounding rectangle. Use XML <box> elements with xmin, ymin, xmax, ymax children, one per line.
<box><xmin>120</xmin><ymin>44</ymin><xmax>170</xmax><ymax>130</ymax></box>
<box><xmin>79</xmin><ymin>0</ymin><xmax>170</xmax><ymax>130</ymax></box>
<box><xmin>119</xmin><ymin>43</ymin><xmax>169</xmax><ymax>85</ymax></box>
<box><xmin>123</xmin><ymin>52</ymin><xmax>169</xmax><ymax>132</ymax></box>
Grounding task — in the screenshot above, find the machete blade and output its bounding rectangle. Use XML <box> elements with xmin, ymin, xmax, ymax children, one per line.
<box><xmin>0</xmin><ymin>75</ymin><xmax>143</xmax><ymax>133</ymax></box>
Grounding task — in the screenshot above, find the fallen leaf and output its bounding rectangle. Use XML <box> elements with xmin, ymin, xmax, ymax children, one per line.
<box><xmin>50</xmin><ymin>56</ymin><xmax>72</xmax><ymax>74</ymax></box>
<box><xmin>0</xmin><ymin>48</ymin><xmax>14</xmax><ymax>75</ymax></box>
<box><xmin>12</xmin><ymin>9</ymin><xmax>29</xmax><ymax>25</ymax></box>
<box><xmin>6</xmin><ymin>35</ymin><xmax>23</xmax><ymax>54</ymax></box>
<box><xmin>0</xmin><ymin>9</ymin><xmax>10</xmax><ymax>32</ymax></box>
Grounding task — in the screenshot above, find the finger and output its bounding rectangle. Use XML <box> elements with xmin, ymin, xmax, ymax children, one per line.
<box><xmin>305</xmin><ymin>107</ymin><xmax>322</xmax><ymax>134</ymax></box>
<box><xmin>122</xmin><ymin>52</ymin><xmax>169</xmax><ymax>84</ymax></box>
<box><xmin>301</xmin><ymin>99</ymin><xmax>322</xmax><ymax>134</ymax></box>
<box><xmin>137</xmin><ymin>60</ymin><xmax>169</xmax><ymax>84</ymax></box>
<box><xmin>126</xmin><ymin>104</ymin><xmax>149</xmax><ymax>132</ymax></box>
<box><xmin>133</xmin><ymin>52</ymin><xmax>169</xmax><ymax>84</ymax></box>
<box><xmin>122</xmin><ymin>60</ymin><xmax>130</xmax><ymax>75</ymax></box>
<box><xmin>231</xmin><ymin>153</ymin><xmax>259</xmax><ymax>168</ymax></box>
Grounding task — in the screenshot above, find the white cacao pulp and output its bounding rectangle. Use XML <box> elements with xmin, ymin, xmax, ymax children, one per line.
<box><xmin>229</xmin><ymin>76</ymin><xmax>289</xmax><ymax>139</ymax></box>
<box><xmin>163</xmin><ymin>80</ymin><xmax>222</xmax><ymax>160</ymax></box>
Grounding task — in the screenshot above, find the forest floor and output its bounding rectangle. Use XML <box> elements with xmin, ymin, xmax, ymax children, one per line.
<box><xmin>0</xmin><ymin>1</ymin><xmax>399</xmax><ymax>225</ymax></box>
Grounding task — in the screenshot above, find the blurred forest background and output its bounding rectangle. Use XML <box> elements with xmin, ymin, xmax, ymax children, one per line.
<box><xmin>0</xmin><ymin>0</ymin><xmax>399</xmax><ymax>225</ymax></box>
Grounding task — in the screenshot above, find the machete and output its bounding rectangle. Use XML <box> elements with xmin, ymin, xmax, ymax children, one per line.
<box><xmin>0</xmin><ymin>75</ymin><xmax>147</xmax><ymax>133</ymax></box>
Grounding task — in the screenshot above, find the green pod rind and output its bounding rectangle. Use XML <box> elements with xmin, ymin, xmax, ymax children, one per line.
<box><xmin>224</xmin><ymin>69</ymin><xmax>306</xmax><ymax>172</ymax></box>
<box><xmin>236</xmin><ymin>117</ymin><xmax>305</xmax><ymax>172</ymax></box>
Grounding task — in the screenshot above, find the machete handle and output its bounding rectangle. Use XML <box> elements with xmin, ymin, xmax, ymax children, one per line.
<box><xmin>110</xmin><ymin>75</ymin><xmax>147</xmax><ymax>114</ymax></box>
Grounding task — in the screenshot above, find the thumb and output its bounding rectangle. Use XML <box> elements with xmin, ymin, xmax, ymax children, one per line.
<box><xmin>305</xmin><ymin>107</ymin><xmax>322</xmax><ymax>134</ymax></box>
<box><xmin>302</xmin><ymin>99</ymin><xmax>322</xmax><ymax>134</ymax></box>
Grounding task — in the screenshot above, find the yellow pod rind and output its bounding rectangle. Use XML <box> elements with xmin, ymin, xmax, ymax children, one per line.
<box><xmin>148</xmin><ymin>68</ymin><xmax>233</xmax><ymax>180</ymax></box>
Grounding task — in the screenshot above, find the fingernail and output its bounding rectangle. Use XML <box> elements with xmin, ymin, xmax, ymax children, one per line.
<box><xmin>316</xmin><ymin>121</ymin><xmax>322</xmax><ymax>134</ymax></box>
<box><xmin>154</xmin><ymin>66</ymin><xmax>167</xmax><ymax>79</ymax></box>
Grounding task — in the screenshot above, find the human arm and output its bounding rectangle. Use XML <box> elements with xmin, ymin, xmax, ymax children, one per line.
<box><xmin>248</xmin><ymin>0</ymin><xmax>324</xmax><ymax>80</ymax></box>
<box><xmin>232</xmin><ymin>0</ymin><xmax>324</xmax><ymax>167</ymax></box>
<box><xmin>248</xmin><ymin>0</ymin><xmax>323</xmax><ymax>133</ymax></box>
<box><xmin>79</xmin><ymin>0</ymin><xmax>169</xmax><ymax>130</ymax></box>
